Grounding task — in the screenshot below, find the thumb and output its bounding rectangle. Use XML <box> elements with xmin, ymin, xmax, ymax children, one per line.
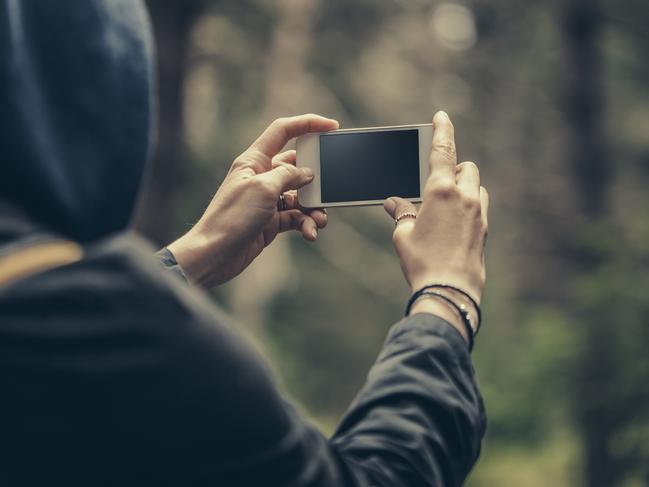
<box><xmin>256</xmin><ymin>164</ymin><xmax>315</xmax><ymax>194</ymax></box>
<box><xmin>384</xmin><ymin>197</ymin><xmax>417</xmax><ymax>220</ymax></box>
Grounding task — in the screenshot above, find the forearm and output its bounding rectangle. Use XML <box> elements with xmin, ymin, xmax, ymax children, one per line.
<box><xmin>330</xmin><ymin>313</ymin><xmax>486</xmax><ymax>486</ymax></box>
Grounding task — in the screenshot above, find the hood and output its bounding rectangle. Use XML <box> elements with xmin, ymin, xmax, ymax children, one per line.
<box><xmin>0</xmin><ymin>0</ymin><xmax>155</xmax><ymax>242</ymax></box>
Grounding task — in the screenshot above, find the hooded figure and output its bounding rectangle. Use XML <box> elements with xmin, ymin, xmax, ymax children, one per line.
<box><xmin>0</xmin><ymin>0</ymin><xmax>152</xmax><ymax>242</ymax></box>
<box><xmin>0</xmin><ymin>1</ymin><xmax>485</xmax><ymax>486</ymax></box>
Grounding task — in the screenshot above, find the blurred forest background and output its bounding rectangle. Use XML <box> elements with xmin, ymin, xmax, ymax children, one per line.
<box><xmin>136</xmin><ymin>0</ymin><xmax>649</xmax><ymax>485</ymax></box>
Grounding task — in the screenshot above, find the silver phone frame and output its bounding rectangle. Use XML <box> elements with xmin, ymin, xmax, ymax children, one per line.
<box><xmin>296</xmin><ymin>123</ymin><xmax>432</xmax><ymax>208</ymax></box>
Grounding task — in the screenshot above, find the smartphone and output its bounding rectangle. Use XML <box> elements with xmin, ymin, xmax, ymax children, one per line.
<box><xmin>296</xmin><ymin>124</ymin><xmax>432</xmax><ymax>208</ymax></box>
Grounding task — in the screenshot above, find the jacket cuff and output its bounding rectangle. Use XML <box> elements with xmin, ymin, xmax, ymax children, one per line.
<box><xmin>154</xmin><ymin>247</ymin><xmax>188</xmax><ymax>282</ymax></box>
<box><xmin>385</xmin><ymin>312</ymin><xmax>473</xmax><ymax>360</ymax></box>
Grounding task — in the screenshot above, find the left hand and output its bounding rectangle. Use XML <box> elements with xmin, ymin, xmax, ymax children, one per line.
<box><xmin>167</xmin><ymin>114</ymin><xmax>339</xmax><ymax>288</ymax></box>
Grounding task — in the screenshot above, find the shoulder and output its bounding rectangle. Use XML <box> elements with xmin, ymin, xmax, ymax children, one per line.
<box><xmin>0</xmin><ymin>233</ymin><xmax>295</xmax><ymax>478</ymax></box>
<box><xmin>0</xmin><ymin>231</ymin><xmax>246</xmax><ymax>380</ymax></box>
<box><xmin>0</xmin><ymin>230</ymin><xmax>291</xmax><ymax>423</ymax></box>
<box><xmin>1</xmin><ymin>232</ymin><xmax>227</xmax><ymax>326</ymax></box>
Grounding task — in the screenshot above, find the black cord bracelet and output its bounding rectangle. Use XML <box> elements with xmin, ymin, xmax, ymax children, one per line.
<box><xmin>406</xmin><ymin>283</ymin><xmax>482</xmax><ymax>334</ymax></box>
<box><xmin>409</xmin><ymin>291</ymin><xmax>475</xmax><ymax>351</ymax></box>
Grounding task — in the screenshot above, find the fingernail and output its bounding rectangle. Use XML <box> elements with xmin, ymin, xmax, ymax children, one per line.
<box><xmin>311</xmin><ymin>228</ymin><xmax>318</xmax><ymax>239</ymax></box>
<box><xmin>434</xmin><ymin>111</ymin><xmax>449</xmax><ymax>123</ymax></box>
<box><xmin>322</xmin><ymin>208</ymin><xmax>327</xmax><ymax>215</ymax></box>
<box><xmin>302</xmin><ymin>168</ymin><xmax>314</xmax><ymax>179</ymax></box>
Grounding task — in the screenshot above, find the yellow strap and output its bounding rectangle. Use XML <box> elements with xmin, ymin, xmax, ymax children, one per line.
<box><xmin>0</xmin><ymin>241</ymin><xmax>83</xmax><ymax>287</ymax></box>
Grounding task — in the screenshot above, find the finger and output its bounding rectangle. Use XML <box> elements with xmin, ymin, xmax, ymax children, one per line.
<box><xmin>279</xmin><ymin>192</ymin><xmax>327</xmax><ymax>228</ymax></box>
<box><xmin>456</xmin><ymin>161</ymin><xmax>480</xmax><ymax>200</ymax></box>
<box><xmin>278</xmin><ymin>210</ymin><xmax>319</xmax><ymax>241</ymax></box>
<box><xmin>256</xmin><ymin>163</ymin><xmax>314</xmax><ymax>194</ymax></box>
<box><xmin>279</xmin><ymin>191</ymin><xmax>300</xmax><ymax>210</ymax></box>
<box><xmin>429</xmin><ymin>111</ymin><xmax>457</xmax><ymax>183</ymax></box>
<box><xmin>308</xmin><ymin>209</ymin><xmax>328</xmax><ymax>229</ymax></box>
<box><xmin>480</xmin><ymin>186</ymin><xmax>489</xmax><ymax>231</ymax></box>
<box><xmin>280</xmin><ymin>190</ymin><xmax>326</xmax><ymax>216</ymax></box>
<box><xmin>272</xmin><ymin>150</ymin><xmax>297</xmax><ymax>167</ymax></box>
<box><xmin>251</xmin><ymin>114</ymin><xmax>339</xmax><ymax>158</ymax></box>
<box><xmin>480</xmin><ymin>186</ymin><xmax>489</xmax><ymax>265</ymax></box>
<box><xmin>384</xmin><ymin>197</ymin><xmax>418</xmax><ymax>227</ymax></box>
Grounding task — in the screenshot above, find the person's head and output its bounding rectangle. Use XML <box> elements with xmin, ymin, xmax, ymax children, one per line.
<box><xmin>0</xmin><ymin>0</ymin><xmax>154</xmax><ymax>241</ymax></box>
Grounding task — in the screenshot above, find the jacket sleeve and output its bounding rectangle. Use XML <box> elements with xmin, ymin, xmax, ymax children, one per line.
<box><xmin>148</xmin><ymin>246</ymin><xmax>485</xmax><ymax>485</ymax></box>
<box><xmin>329</xmin><ymin>313</ymin><xmax>486</xmax><ymax>486</ymax></box>
<box><xmin>174</xmin><ymin>309</ymin><xmax>486</xmax><ymax>487</ymax></box>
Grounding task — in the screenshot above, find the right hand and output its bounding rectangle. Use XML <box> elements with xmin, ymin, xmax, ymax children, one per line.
<box><xmin>384</xmin><ymin>111</ymin><xmax>489</xmax><ymax>306</ymax></box>
<box><xmin>167</xmin><ymin>114</ymin><xmax>337</xmax><ymax>288</ymax></box>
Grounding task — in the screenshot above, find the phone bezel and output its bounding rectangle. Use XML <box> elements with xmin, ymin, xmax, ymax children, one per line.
<box><xmin>296</xmin><ymin>124</ymin><xmax>432</xmax><ymax>208</ymax></box>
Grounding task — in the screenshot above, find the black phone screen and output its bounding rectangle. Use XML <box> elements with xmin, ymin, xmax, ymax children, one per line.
<box><xmin>319</xmin><ymin>129</ymin><xmax>420</xmax><ymax>203</ymax></box>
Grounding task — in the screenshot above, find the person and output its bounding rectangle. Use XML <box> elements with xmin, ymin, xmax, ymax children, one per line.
<box><xmin>0</xmin><ymin>1</ymin><xmax>488</xmax><ymax>486</ymax></box>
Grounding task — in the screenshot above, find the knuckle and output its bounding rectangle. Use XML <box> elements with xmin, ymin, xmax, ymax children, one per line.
<box><xmin>429</xmin><ymin>181</ymin><xmax>458</xmax><ymax>200</ymax></box>
<box><xmin>460</xmin><ymin>160</ymin><xmax>479</xmax><ymax>173</ymax></box>
<box><xmin>462</xmin><ymin>196</ymin><xmax>481</xmax><ymax>212</ymax></box>
<box><xmin>433</xmin><ymin>141</ymin><xmax>456</xmax><ymax>159</ymax></box>
<box><xmin>270</xmin><ymin>117</ymin><xmax>289</xmax><ymax>135</ymax></box>
<box><xmin>277</xmin><ymin>163</ymin><xmax>296</xmax><ymax>177</ymax></box>
<box><xmin>232</xmin><ymin>154</ymin><xmax>247</xmax><ymax>168</ymax></box>
<box><xmin>234</xmin><ymin>148</ymin><xmax>265</xmax><ymax>169</ymax></box>
<box><xmin>272</xmin><ymin>117</ymin><xmax>286</xmax><ymax>127</ymax></box>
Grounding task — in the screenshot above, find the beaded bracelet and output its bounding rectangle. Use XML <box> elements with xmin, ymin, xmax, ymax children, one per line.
<box><xmin>408</xmin><ymin>291</ymin><xmax>475</xmax><ymax>351</ymax></box>
<box><xmin>405</xmin><ymin>283</ymin><xmax>482</xmax><ymax>335</ymax></box>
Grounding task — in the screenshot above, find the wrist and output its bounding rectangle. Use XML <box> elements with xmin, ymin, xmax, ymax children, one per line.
<box><xmin>408</xmin><ymin>297</ymin><xmax>470</xmax><ymax>344</ymax></box>
<box><xmin>167</xmin><ymin>229</ymin><xmax>224</xmax><ymax>288</ymax></box>
<box><xmin>409</xmin><ymin>277</ymin><xmax>483</xmax><ymax>305</ymax></box>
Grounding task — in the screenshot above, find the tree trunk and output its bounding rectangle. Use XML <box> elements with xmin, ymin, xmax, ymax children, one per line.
<box><xmin>559</xmin><ymin>1</ymin><xmax>616</xmax><ymax>486</ymax></box>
